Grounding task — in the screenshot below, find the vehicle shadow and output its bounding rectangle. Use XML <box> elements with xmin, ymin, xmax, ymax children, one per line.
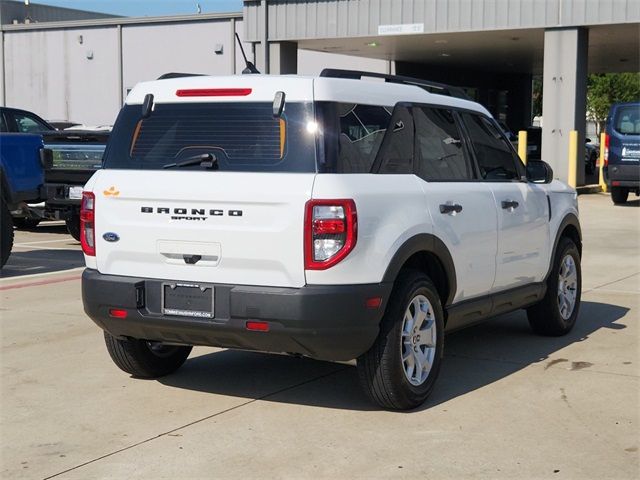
<box><xmin>15</xmin><ymin>222</ymin><xmax>70</xmax><ymax>235</ymax></box>
<box><xmin>0</xmin><ymin>248</ymin><xmax>84</xmax><ymax>278</ymax></box>
<box><xmin>616</xmin><ymin>198</ymin><xmax>639</xmax><ymax>208</ymax></box>
<box><xmin>159</xmin><ymin>300</ymin><xmax>629</xmax><ymax>411</ymax></box>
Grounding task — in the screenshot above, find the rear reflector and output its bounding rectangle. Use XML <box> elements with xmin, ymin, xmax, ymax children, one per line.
<box><xmin>612</xmin><ymin>181</ymin><xmax>620</xmax><ymax>186</ymax></box>
<box><xmin>109</xmin><ymin>309</ymin><xmax>128</xmax><ymax>319</ymax></box>
<box><xmin>176</xmin><ymin>88</ymin><xmax>252</xmax><ymax>97</ymax></box>
<box><xmin>365</xmin><ymin>297</ymin><xmax>383</xmax><ymax>309</ymax></box>
<box><xmin>246</xmin><ymin>321</ymin><xmax>269</xmax><ymax>332</ymax></box>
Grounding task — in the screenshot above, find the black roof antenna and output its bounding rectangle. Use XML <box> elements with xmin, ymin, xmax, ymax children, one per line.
<box><xmin>235</xmin><ymin>32</ymin><xmax>260</xmax><ymax>74</ymax></box>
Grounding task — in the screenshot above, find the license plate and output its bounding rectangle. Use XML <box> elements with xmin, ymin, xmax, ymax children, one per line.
<box><xmin>68</xmin><ymin>186</ymin><xmax>83</xmax><ymax>200</ymax></box>
<box><xmin>162</xmin><ymin>283</ymin><xmax>214</xmax><ymax>318</ymax></box>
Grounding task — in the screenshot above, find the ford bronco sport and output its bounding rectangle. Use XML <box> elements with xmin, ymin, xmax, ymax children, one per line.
<box><xmin>81</xmin><ymin>70</ymin><xmax>582</xmax><ymax>410</ymax></box>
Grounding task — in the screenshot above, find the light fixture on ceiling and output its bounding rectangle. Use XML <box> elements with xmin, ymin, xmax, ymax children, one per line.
<box><xmin>435</xmin><ymin>39</ymin><xmax>448</xmax><ymax>44</ymax></box>
<box><xmin>366</xmin><ymin>41</ymin><xmax>379</xmax><ymax>47</ymax></box>
<box><xmin>439</xmin><ymin>53</ymin><xmax>451</xmax><ymax>57</ymax></box>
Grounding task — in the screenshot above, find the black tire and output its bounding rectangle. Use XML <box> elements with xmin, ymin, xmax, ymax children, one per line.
<box><xmin>527</xmin><ymin>237</ymin><xmax>581</xmax><ymax>336</ymax></box>
<box><xmin>611</xmin><ymin>187</ymin><xmax>629</xmax><ymax>205</ymax></box>
<box><xmin>104</xmin><ymin>332</ymin><xmax>192</xmax><ymax>378</ymax></box>
<box><xmin>1</xmin><ymin>200</ymin><xmax>14</xmax><ymax>268</ymax></box>
<box><xmin>66</xmin><ymin>215</ymin><xmax>81</xmax><ymax>241</ymax></box>
<box><xmin>13</xmin><ymin>217</ymin><xmax>41</xmax><ymax>230</ymax></box>
<box><xmin>357</xmin><ymin>270</ymin><xmax>445</xmax><ymax>410</ymax></box>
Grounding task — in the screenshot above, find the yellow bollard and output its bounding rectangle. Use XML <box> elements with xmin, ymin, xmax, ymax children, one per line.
<box><xmin>518</xmin><ymin>130</ymin><xmax>528</xmax><ymax>165</ymax></box>
<box><xmin>568</xmin><ymin>130</ymin><xmax>578</xmax><ymax>188</ymax></box>
<box><xmin>598</xmin><ymin>132</ymin><xmax>608</xmax><ymax>193</ymax></box>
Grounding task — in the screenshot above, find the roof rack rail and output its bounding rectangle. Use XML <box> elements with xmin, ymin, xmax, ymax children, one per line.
<box><xmin>319</xmin><ymin>68</ymin><xmax>470</xmax><ymax>100</ymax></box>
<box><xmin>157</xmin><ymin>72</ymin><xmax>206</xmax><ymax>80</ymax></box>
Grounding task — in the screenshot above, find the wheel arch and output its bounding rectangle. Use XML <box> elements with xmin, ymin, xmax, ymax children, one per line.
<box><xmin>382</xmin><ymin>234</ymin><xmax>457</xmax><ymax>308</ymax></box>
<box><xmin>546</xmin><ymin>213</ymin><xmax>582</xmax><ymax>280</ymax></box>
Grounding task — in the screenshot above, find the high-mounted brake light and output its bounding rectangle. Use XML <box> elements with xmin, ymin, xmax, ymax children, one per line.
<box><xmin>80</xmin><ymin>191</ymin><xmax>96</xmax><ymax>256</ymax></box>
<box><xmin>603</xmin><ymin>133</ymin><xmax>610</xmax><ymax>167</ymax></box>
<box><xmin>304</xmin><ymin>199</ymin><xmax>357</xmax><ymax>270</ymax></box>
<box><xmin>175</xmin><ymin>88</ymin><xmax>252</xmax><ymax>97</ymax></box>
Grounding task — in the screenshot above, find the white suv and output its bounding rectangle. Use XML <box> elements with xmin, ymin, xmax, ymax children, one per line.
<box><xmin>81</xmin><ymin>70</ymin><xmax>582</xmax><ymax>410</ymax></box>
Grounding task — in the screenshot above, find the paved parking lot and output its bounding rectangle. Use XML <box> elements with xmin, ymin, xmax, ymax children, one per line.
<box><xmin>1</xmin><ymin>194</ymin><xmax>638</xmax><ymax>479</ymax></box>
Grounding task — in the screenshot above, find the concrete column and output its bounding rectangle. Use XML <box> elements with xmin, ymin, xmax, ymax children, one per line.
<box><xmin>541</xmin><ymin>28</ymin><xmax>588</xmax><ymax>185</ymax></box>
<box><xmin>255</xmin><ymin>41</ymin><xmax>297</xmax><ymax>74</ymax></box>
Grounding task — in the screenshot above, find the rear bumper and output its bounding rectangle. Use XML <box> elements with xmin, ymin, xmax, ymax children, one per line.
<box><xmin>605</xmin><ymin>164</ymin><xmax>640</xmax><ymax>189</ymax></box>
<box><xmin>82</xmin><ymin>269</ymin><xmax>392</xmax><ymax>361</ymax></box>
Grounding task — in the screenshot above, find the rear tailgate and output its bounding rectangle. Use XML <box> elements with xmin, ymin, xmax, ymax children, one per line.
<box><xmin>91</xmin><ymin>170</ymin><xmax>314</xmax><ymax>288</ymax></box>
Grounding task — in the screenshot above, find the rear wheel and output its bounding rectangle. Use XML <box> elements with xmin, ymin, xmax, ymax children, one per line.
<box><xmin>357</xmin><ymin>270</ymin><xmax>444</xmax><ymax>410</ymax></box>
<box><xmin>104</xmin><ymin>332</ymin><xmax>192</xmax><ymax>378</ymax></box>
<box><xmin>13</xmin><ymin>217</ymin><xmax>41</xmax><ymax>229</ymax></box>
<box><xmin>611</xmin><ymin>187</ymin><xmax>629</xmax><ymax>205</ymax></box>
<box><xmin>1</xmin><ymin>200</ymin><xmax>14</xmax><ymax>268</ymax></box>
<box><xmin>66</xmin><ymin>214</ymin><xmax>81</xmax><ymax>241</ymax></box>
<box><xmin>527</xmin><ymin>237</ymin><xmax>581</xmax><ymax>336</ymax></box>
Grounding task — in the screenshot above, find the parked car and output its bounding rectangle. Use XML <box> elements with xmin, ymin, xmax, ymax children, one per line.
<box><xmin>514</xmin><ymin>126</ymin><xmax>597</xmax><ymax>174</ymax></box>
<box><xmin>603</xmin><ymin>101</ymin><xmax>640</xmax><ymax>204</ymax></box>
<box><xmin>0</xmin><ymin>133</ymin><xmax>47</xmax><ymax>267</ymax></box>
<box><xmin>81</xmin><ymin>70</ymin><xmax>582</xmax><ymax>410</ymax></box>
<box><xmin>1</xmin><ymin>107</ymin><xmax>109</xmax><ymax>238</ymax></box>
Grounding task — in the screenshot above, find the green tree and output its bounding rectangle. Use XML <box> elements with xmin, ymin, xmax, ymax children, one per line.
<box><xmin>587</xmin><ymin>73</ymin><xmax>640</xmax><ymax>134</ymax></box>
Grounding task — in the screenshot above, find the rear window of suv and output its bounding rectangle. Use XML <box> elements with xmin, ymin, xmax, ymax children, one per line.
<box><xmin>103</xmin><ymin>102</ymin><xmax>317</xmax><ymax>172</ymax></box>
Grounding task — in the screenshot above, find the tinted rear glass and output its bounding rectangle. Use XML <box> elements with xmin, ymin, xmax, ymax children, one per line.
<box><xmin>103</xmin><ymin>102</ymin><xmax>317</xmax><ymax>172</ymax></box>
<box><xmin>613</xmin><ymin>105</ymin><xmax>640</xmax><ymax>135</ymax></box>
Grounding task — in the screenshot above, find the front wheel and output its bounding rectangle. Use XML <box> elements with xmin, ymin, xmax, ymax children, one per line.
<box><xmin>357</xmin><ymin>270</ymin><xmax>444</xmax><ymax>410</ymax></box>
<box><xmin>104</xmin><ymin>332</ymin><xmax>192</xmax><ymax>378</ymax></box>
<box><xmin>611</xmin><ymin>187</ymin><xmax>629</xmax><ymax>205</ymax></box>
<box><xmin>527</xmin><ymin>237</ymin><xmax>581</xmax><ymax>336</ymax></box>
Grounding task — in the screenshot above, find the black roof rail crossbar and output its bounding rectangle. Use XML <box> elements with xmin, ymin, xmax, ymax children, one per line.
<box><xmin>157</xmin><ymin>72</ymin><xmax>207</xmax><ymax>80</ymax></box>
<box><xmin>319</xmin><ymin>68</ymin><xmax>470</xmax><ymax>100</ymax></box>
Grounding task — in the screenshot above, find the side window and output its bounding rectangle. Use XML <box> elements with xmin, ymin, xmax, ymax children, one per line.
<box><xmin>461</xmin><ymin>113</ymin><xmax>521</xmax><ymax>180</ymax></box>
<box><xmin>337</xmin><ymin>103</ymin><xmax>391</xmax><ymax>172</ymax></box>
<box><xmin>413</xmin><ymin>107</ymin><xmax>474</xmax><ymax>181</ymax></box>
<box><xmin>0</xmin><ymin>113</ymin><xmax>7</xmax><ymax>132</ymax></box>
<box><xmin>375</xmin><ymin>106</ymin><xmax>414</xmax><ymax>174</ymax></box>
<box><xmin>12</xmin><ymin>112</ymin><xmax>50</xmax><ymax>133</ymax></box>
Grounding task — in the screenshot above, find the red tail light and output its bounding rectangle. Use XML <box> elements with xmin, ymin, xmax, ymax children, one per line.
<box><xmin>304</xmin><ymin>199</ymin><xmax>357</xmax><ymax>270</ymax></box>
<box><xmin>603</xmin><ymin>133</ymin><xmax>610</xmax><ymax>167</ymax></box>
<box><xmin>80</xmin><ymin>191</ymin><xmax>96</xmax><ymax>256</ymax></box>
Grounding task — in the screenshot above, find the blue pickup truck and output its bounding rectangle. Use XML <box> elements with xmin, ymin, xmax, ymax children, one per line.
<box><xmin>0</xmin><ymin>133</ymin><xmax>47</xmax><ymax>267</ymax></box>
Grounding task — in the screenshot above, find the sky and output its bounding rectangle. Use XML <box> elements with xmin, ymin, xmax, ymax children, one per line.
<box><xmin>31</xmin><ymin>0</ymin><xmax>243</xmax><ymax>17</ymax></box>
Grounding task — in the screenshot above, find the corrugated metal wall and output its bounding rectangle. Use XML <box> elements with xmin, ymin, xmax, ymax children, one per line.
<box><xmin>243</xmin><ymin>0</ymin><xmax>640</xmax><ymax>41</ymax></box>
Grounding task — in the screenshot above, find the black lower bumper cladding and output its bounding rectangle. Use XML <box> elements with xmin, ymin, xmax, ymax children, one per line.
<box><xmin>82</xmin><ymin>269</ymin><xmax>392</xmax><ymax>361</ymax></box>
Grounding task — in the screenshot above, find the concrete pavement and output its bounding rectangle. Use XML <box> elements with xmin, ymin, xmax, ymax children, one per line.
<box><xmin>1</xmin><ymin>194</ymin><xmax>638</xmax><ymax>479</ymax></box>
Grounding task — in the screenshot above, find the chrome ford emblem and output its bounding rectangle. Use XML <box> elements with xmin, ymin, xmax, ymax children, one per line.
<box><xmin>103</xmin><ymin>232</ymin><xmax>120</xmax><ymax>242</ymax></box>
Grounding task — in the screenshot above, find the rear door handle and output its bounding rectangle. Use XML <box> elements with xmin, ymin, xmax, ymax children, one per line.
<box><xmin>439</xmin><ymin>203</ymin><xmax>463</xmax><ymax>214</ymax></box>
<box><xmin>501</xmin><ymin>200</ymin><xmax>519</xmax><ymax>210</ymax></box>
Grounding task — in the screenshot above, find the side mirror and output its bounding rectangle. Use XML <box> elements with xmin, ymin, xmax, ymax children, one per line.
<box><xmin>526</xmin><ymin>159</ymin><xmax>553</xmax><ymax>184</ymax></box>
<box><xmin>585</xmin><ymin>138</ymin><xmax>592</xmax><ymax>144</ymax></box>
<box><xmin>39</xmin><ymin>148</ymin><xmax>53</xmax><ymax>170</ymax></box>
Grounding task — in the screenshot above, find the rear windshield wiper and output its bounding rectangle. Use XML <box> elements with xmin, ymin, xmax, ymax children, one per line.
<box><xmin>162</xmin><ymin>153</ymin><xmax>218</xmax><ymax>170</ymax></box>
